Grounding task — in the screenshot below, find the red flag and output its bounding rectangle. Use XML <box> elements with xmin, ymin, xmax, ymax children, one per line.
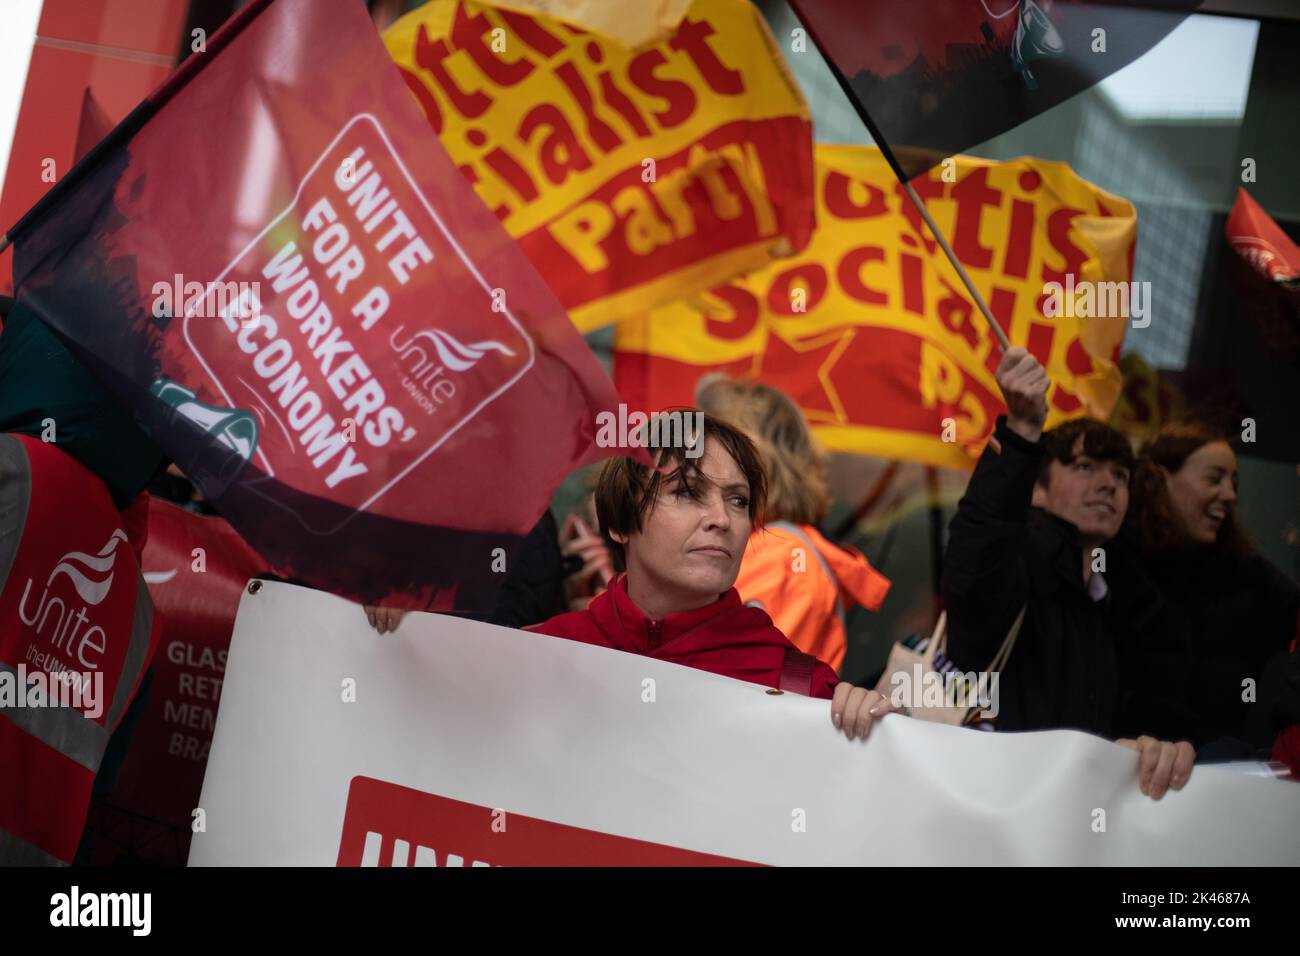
<box><xmin>1225</xmin><ymin>188</ymin><xmax>1300</xmax><ymax>362</ymax></box>
<box><xmin>7</xmin><ymin>0</ymin><xmax>640</xmax><ymax>612</ymax></box>
<box><xmin>1227</xmin><ymin>187</ymin><xmax>1300</xmax><ymax>286</ymax></box>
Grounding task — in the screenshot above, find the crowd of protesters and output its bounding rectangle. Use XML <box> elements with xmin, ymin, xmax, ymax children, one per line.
<box><xmin>2</xmin><ymin>288</ymin><xmax>1298</xmax><ymax>865</ymax></box>
<box><xmin>363</xmin><ymin>342</ymin><xmax>1297</xmax><ymax>802</ymax></box>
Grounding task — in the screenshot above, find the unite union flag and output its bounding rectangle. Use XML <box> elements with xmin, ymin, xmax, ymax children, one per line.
<box><xmin>6</xmin><ymin>0</ymin><xmax>639</xmax><ymax>612</ymax></box>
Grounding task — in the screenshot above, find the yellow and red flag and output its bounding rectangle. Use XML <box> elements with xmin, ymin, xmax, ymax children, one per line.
<box><xmin>614</xmin><ymin>145</ymin><xmax>1136</xmax><ymax>469</ymax></box>
<box><xmin>385</xmin><ymin>0</ymin><xmax>814</xmax><ymax>332</ymax></box>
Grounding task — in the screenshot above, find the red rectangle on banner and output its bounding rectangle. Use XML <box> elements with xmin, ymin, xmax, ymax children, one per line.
<box><xmin>336</xmin><ymin>775</ymin><xmax>760</xmax><ymax>867</ymax></box>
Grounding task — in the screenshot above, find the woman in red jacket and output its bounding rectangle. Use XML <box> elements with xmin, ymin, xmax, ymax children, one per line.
<box><xmin>528</xmin><ymin>412</ymin><xmax>896</xmax><ymax>742</ymax></box>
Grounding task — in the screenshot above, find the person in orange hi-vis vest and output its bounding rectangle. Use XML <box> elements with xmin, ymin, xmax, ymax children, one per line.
<box><xmin>696</xmin><ymin>376</ymin><xmax>890</xmax><ymax>673</ymax></box>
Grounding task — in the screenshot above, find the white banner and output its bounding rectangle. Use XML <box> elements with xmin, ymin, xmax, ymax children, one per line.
<box><xmin>190</xmin><ymin>582</ymin><xmax>1300</xmax><ymax>866</ymax></box>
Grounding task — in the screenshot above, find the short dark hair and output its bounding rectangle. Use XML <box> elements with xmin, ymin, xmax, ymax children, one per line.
<box><xmin>1037</xmin><ymin>419</ymin><xmax>1135</xmax><ymax>487</ymax></box>
<box><xmin>594</xmin><ymin>410</ymin><xmax>766</xmax><ymax>569</ymax></box>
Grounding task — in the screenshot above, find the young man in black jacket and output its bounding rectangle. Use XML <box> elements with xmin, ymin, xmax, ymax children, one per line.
<box><xmin>942</xmin><ymin>346</ymin><xmax>1194</xmax><ymax>800</ymax></box>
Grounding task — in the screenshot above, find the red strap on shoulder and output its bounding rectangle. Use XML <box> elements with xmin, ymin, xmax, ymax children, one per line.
<box><xmin>779</xmin><ymin>646</ymin><xmax>817</xmax><ymax>696</ymax></box>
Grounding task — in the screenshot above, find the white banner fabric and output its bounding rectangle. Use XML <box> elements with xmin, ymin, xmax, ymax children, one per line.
<box><xmin>189</xmin><ymin>582</ymin><xmax>1300</xmax><ymax>866</ymax></box>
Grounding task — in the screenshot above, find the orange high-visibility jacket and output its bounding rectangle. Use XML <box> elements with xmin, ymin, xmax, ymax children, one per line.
<box><xmin>733</xmin><ymin>522</ymin><xmax>890</xmax><ymax>673</ymax></box>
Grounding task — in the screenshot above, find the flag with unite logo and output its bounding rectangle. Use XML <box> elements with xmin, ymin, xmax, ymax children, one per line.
<box><xmin>0</xmin><ymin>435</ymin><xmax>159</xmax><ymax>864</ymax></box>
<box><xmin>6</xmin><ymin>0</ymin><xmax>638</xmax><ymax>611</ymax></box>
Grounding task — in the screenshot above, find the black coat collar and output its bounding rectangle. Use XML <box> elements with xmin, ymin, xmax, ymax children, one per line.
<box><xmin>1026</xmin><ymin>507</ymin><xmax>1094</xmax><ymax>598</ymax></box>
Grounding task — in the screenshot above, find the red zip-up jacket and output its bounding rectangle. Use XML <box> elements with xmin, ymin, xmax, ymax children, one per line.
<box><xmin>527</xmin><ymin>575</ymin><xmax>840</xmax><ymax>699</ymax></box>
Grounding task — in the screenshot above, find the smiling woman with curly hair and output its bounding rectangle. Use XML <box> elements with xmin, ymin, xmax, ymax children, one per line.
<box><xmin>1112</xmin><ymin>422</ymin><xmax>1298</xmax><ymax>758</ymax></box>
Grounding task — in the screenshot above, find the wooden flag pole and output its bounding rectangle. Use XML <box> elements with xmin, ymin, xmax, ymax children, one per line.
<box><xmin>901</xmin><ymin>181</ymin><xmax>1012</xmax><ymax>352</ymax></box>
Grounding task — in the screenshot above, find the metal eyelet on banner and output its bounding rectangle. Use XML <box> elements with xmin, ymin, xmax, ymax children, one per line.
<box><xmin>248</xmin><ymin>580</ymin><xmax>263</xmax><ymax>595</ymax></box>
<box><xmin>766</xmin><ymin>688</ymin><xmax>783</xmax><ymax>696</ymax></box>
